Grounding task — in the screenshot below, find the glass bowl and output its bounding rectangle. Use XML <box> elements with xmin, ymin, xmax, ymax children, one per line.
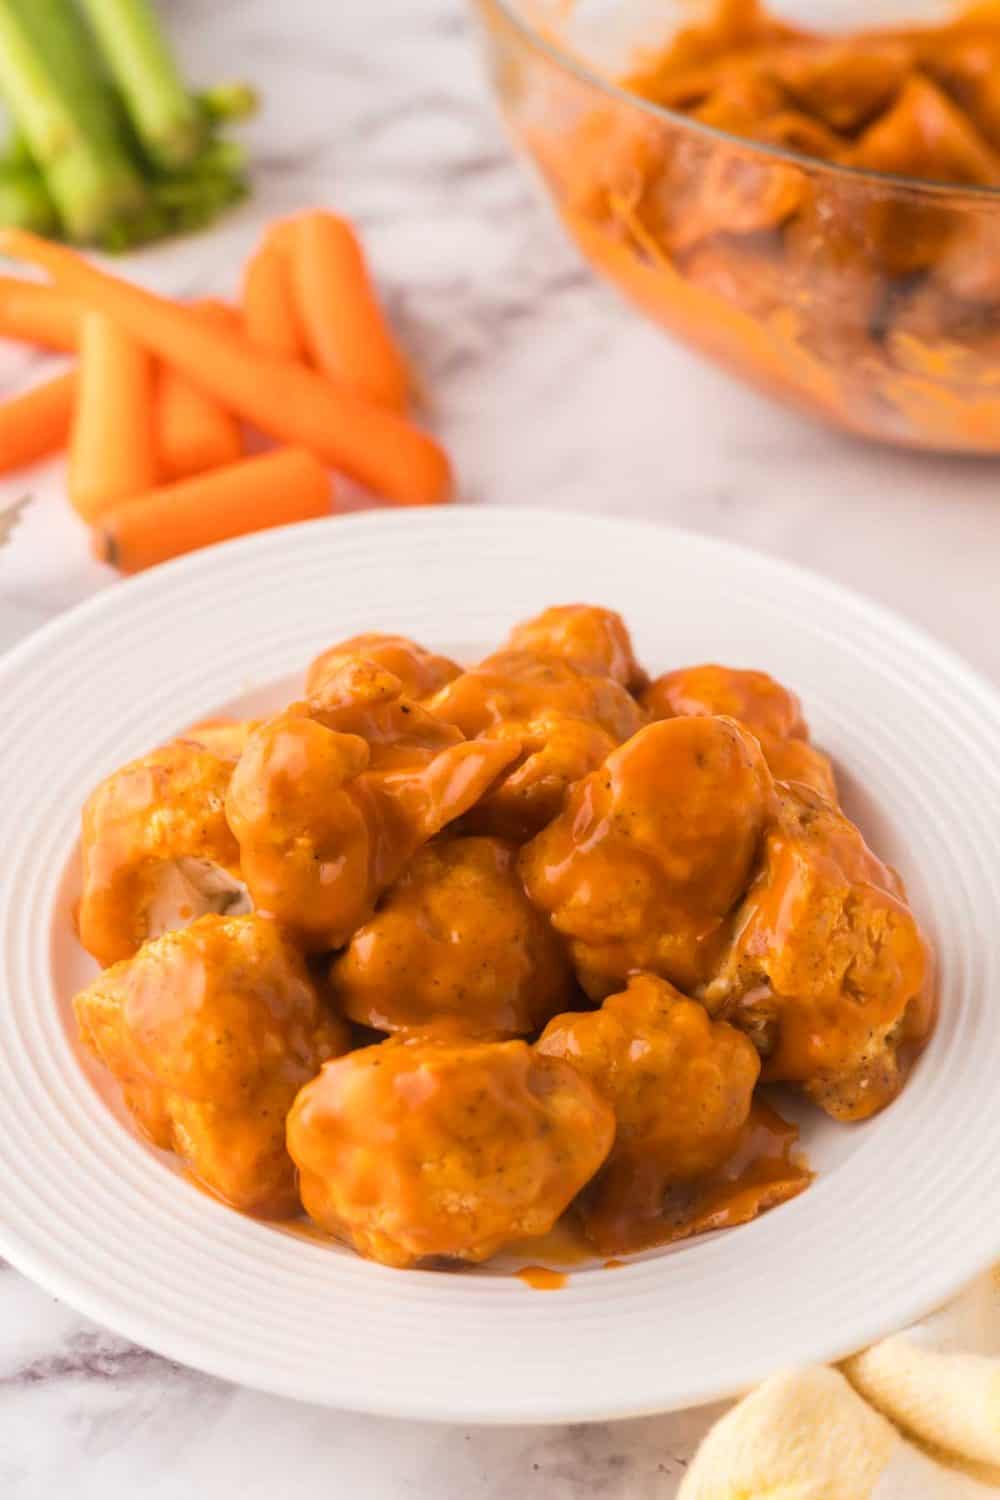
<box><xmin>470</xmin><ymin>0</ymin><xmax>1000</xmax><ymax>452</ymax></box>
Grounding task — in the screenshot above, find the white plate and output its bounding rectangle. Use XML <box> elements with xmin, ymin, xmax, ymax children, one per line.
<box><xmin>1</xmin><ymin>507</ymin><xmax>999</xmax><ymax>1424</ymax></box>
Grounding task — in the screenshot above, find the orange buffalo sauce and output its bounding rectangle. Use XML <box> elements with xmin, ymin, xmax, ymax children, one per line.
<box><xmin>580</xmin><ymin>1099</ymin><xmax>812</xmax><ymax>1257</ymax></box>
<box><xmin>530</xmin><ymin>0</ymin><xmax>1000</xmax><ymax>449</ymax></box>
<box><xmin>508</xmin><ymin>1099</ymin><xmax>810</xmax><ymax>1270</ymax></box>
<box><xmin>507</xmin><ymin>1215</ymin><xmax>596</xmax><ymax>1267</ymax></box>
<box><xmin>516</xmin><ymin>1265</ymin><xmax>569</xmax><ymax>1290</ymax></box>
<box><xmin>72</xmin><ymin>606</ymin><xmax>935</xmax><ymax>1279</ymax></box>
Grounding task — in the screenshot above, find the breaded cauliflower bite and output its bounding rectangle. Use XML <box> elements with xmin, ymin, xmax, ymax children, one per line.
<box><xmin>520</xmin><ymin>715</ymin><xmax>774</xmax><ymax>998</ymax></box>
<box><xmin>78</xmin><ymin>741</ymin><xmax>248</xmax><ymax>968</ymax></box>
<box><xmin>74</xmin><ymin>914</ymin><xmax>348</xmax><ymax>1215</ymax></box>
<box><xmin>176</xmin><ymin>718</ymin><xmax>258</xmax><ymax>764</ymax></box>
<box><xmin>758</xmin><ymin>736</ymin><xmax>838</xmax><ymax>803</ymax></box>
<box><xmin>331</xmin><ymin>835</ymin><xmax>576</xmax><ymax>1036</ymax></box>
<box><xmin>704</xmin><ymin>784</ymin><xmax>933</xmax><ymax>1120</ymax></box>
<box><xmin>427</xmin><ymin>648</ymin><xmax>644</xmax><ymax>841</ymax></box>
<box><xmin>226</xmin><ymin>660</ymin><xmax>520</xmax><ymax>950</ymax></box>
<box><xmin>538</xmin><ymin>974</ymin><xmax>774</xmax><ymax>1252</ymax></box>
<box><xmin>305</xmin><ymin>632</ymin><xmax>461</xmax><ymax>703</ymax></box>
<box><xmin>644</xmin><ymin>663</ymin><xmax>808</xmax><ymax>739</ymax></box>
<box><xmin>286</xmin><ymin>1035</ymin><xmax>615</xmax><ymax>1266</ymax></box>
<box><xmin>643</xmin><ymin>663</ymin><xmax>837</xmax><ymax>803</ymax></box>
<box><xmin>504</xmin><ymin>604</ymin><xmax>648</xmax><ymax>691</ymax></box>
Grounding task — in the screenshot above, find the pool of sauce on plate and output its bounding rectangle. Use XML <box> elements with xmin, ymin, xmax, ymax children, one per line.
<box><xmin>506</xmin><ymin>1214</ymin><xmax>593</xmax><ymax>1268</ymax></box>
<box><xmin>508</xmin><ymin>1213</ymin><xmax>635</xmax><ymax>1289</ymax></box>
<box><xmin>584</xmin><ymin>1099</ymin><xmax>811</xmax><ymax>1256</ymax></box>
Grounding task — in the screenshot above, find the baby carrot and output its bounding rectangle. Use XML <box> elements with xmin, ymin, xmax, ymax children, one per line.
<box><xmin>156</xmin><ymin>363</ymin><xmax>244</xmax><ymax>480</ymax></box>
<box><xmin>157</xmin><ymin>303</ymin><xmax>244</xmax><ymax>480</ymax></box>
<box><xmin>70</xmin><ymin>310</ymin><xmax>158</xmax><ymax>522</ymax></box>
<box><xmin>93</xmin><ymin>447</ymin><xmax>333</xmax><ymax>573</ymax></box>
<box><xmin>263</xmin><ymin>218</ymin><xmax>297</xmax><ymax>253</ymax></box>
<box><xmin>288</xmin><ymin>211</ymin><xmax>409</xmax><ymax>409</ymax></box>
<box><xmin>196</xmin><ymin>298</ymin><xmax>245</xmax><ymax>338</ymax></box>
<box><xmin>0</xmin><ymin>369</ymin><xmax>76</xmax><ymax>474</ymax></box>
<box><xmin>0</xmin><ymin>276</ymin><xmax>80</xmax><ymax>350</ymax></box>
<box><xmin>241</xmin><ymin>238</ymin><xmax>305</xmax><ymax>360</ymax></box>
<box><xmin>0</xmin><ymin>229</ymin><xmax>452</xmax><ymax>506</ymax></box>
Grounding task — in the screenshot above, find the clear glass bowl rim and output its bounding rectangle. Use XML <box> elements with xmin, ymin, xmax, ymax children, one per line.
<box><xmin>487</xmin><ymin>0</ymin><xmax>1000</xmax><ymax>202</ymax></box>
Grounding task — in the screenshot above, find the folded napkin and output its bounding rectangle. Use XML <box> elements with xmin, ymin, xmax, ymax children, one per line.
<box><xmin>679</xmin><ymin>1267</ymin><xmax>1000</xmax><ymax>1498</ymax></box>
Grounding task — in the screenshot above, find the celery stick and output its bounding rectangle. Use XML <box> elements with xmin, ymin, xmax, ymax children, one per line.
<box><xmin>79</xmin><ymin>0</ymin><xmax>205</xmax><ymax>171</ymax></box>
<box><xmin>0</xmin><ymin>0</ymin><xmax>149</xmax><ymax>243</ymax></box>
<box><xmin>2</xmin><ymin>127</ymin><xmax>35</xmax><ymax>170</ymax></box>
<box><xmin>0</xmin><ymin>163</ymin><xmax>59</xmax><ymax>234</ymax></box>
<box><xmin>197</xmin><ymin>82</ymin><xmax>258</xmax><ymax>125</ymax></box>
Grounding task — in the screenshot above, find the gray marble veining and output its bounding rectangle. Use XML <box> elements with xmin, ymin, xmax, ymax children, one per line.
<box><xmin>1</xmin><ymin>1257</ymin><xmax>725</xmax><ymax>1499</ymax></box>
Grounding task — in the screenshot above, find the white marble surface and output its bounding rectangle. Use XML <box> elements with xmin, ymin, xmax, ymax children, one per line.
<box><xmin>2</xmin><ymin>0</ymin><xmax>1000</xmax><ymax>1493</ymax></box>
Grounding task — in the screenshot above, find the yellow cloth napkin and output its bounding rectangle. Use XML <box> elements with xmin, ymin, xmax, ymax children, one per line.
<box><xmin>679</xmin><ymin>1267</ymin><xmax>1000</xmax><ymax>1498</ymax></box>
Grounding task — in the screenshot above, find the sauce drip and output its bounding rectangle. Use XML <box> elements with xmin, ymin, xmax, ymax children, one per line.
<box><xmin>516</xmin><ymin>1265</ymin><xmax>568</xmax><ymax>1291</ymax></box>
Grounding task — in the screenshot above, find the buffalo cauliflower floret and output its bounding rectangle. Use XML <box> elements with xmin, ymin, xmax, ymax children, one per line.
<box><xmin>643</xmin><ymin>663</ymin><xmax>808</xmax><ymax>739</ymax></box>
<box><xmin>520</xmin><ymin>715</ymin><xmax>774</xmax><ymax>997</ymax></box>
<box><xmin>305</xmin><ymin>632</ymin><xmax>461</xmax><ymax>702</ymax></box>
<box><xmin>504</xmin><ymin>603</ymin><xmax>647</xmax><ymax>691</ymax></box>
<box><xmin>226</xmin><ymin>660</ymin><xmax>520</xmax><ymax>950</ymax></box>
<box><xmin>176</xmin><ymin>718</ymin><xmax>258</xmax><ymax>763</ymax></box>
<box><xmin>331</xmin><ymin>835</ymin><xmax>575</xmax><ymax>1036</ymax></box>
<box><xmin>704</xmin><ymin>784</ymin><xmax>933</xmax><ymax>1120</ymax></box>
<box><xmin>537</xmin><ymin>973</ymin><xmax>799</xmax><ymax>1253</ymax></box>
<box><xmin>78</xmin><ymin>740</ymin><xmax>248</xmax><ymax>968</ymax></box>
<box><xmin>74</xmin><ymin>913</ymin><xmax>348</xmax><ymax>1215</ymax></box>
<box><xmin>643</xmin><ymin>662</ymin><xmax>837</xmax><ymax>803</ymax></box>
<box><xmin>427</xmin><ymin>649</ymin><xmax>644</xmax><ymax>841</ymax></box>
<box><xmin>286</xmin><ymin>1034</ymin><xmax>614</xmax><ymax>1266</ymax></box>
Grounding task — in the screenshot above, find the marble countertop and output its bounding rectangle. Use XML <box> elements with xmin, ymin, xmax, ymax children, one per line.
<box><xmin>2</xmin><ymin>0</ymin><xmax>999</xmax><ymax>1494</ymax></box>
